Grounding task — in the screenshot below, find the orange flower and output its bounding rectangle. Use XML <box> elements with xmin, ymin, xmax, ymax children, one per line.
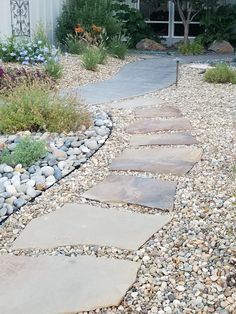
<box><xmin>75</xmin><ymin>24</ymin><xmax>84</xmax><ymax>34</ymax></box>
<box><xmin>92</xmin><ymin>24</ymin><xmax>103</xmax><ymax>33</ymax></box>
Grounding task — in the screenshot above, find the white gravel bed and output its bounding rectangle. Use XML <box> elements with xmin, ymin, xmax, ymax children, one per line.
<box><xmin>0</xmin><ymin>66</ymin><xmax>235</xmax><ymax>314</ymax></box>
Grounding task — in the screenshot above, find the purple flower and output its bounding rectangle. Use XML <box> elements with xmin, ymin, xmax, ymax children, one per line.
<box><xmin>0</xmin><ymin>67</ymin><xmax>5</xmax><ymax>77</ymax></box>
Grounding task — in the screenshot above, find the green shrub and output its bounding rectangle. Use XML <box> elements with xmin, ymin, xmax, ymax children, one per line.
<box><xmin>56</xmin><ymin>0</ymin><xmax>121</xmax><ymax>44</ymax></box>
<box><xmin>108</xmin><ymin>37</ymin><xmax>128</xmax><ymax>60</ymax></box>
<box><xmin>204</xmin><ymin>64</ymin><xmax>236</xmax><ymax>84</ymax></box>
<box><xmin>177</xmin><ymin>42</ymin><xmax>204</xmax><ymax>55</ymax></box>
<box><xmin>199</xmin><ymin>4</ymin><xmax>236</xmax><ymax>47</ymax></box>
<box><xmin>45</xmin><ymin>60</ymin><xmax>64</xmax><ymax>79</ymax></box>
<box><xmin>65</xmin><ymin>34</ymin><xmax>87</xmax><ymax>54</ymax></box>
<box><xmin>0</xmin><ymin>82</ymin><xmax>91</xmax><ymax>134</ymax></box>
<box><xmin>97</xmin><ymin>47</ymin><xmax>107</xmax><ymax>64</ymax></box>
<box><xmin>0</xmin><ymin>137</ymin><xmax>47</xmax><ymax>167</ymax></box>
<box><xmin>113</xmin><ymin>2</ymin><xmax>160</xmax><ymax>48</ymax></box>
<box><xmin>81</xmin><ymin>46</ymin><xmax>102</xmax><ymax>70</ymax></box>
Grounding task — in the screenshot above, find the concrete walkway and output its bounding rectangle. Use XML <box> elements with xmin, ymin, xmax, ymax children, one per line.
<box><xmin>71</xmin><ymin>57</ymin><xmax>177</xmax><ymax>105</ymax></box>
<box><xmin>67</xmin><ymin>53</ymin><xmax>235</xmax><ymax>105</ymax></box>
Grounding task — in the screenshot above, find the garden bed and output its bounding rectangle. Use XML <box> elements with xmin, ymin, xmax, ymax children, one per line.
<box><xmin>0</xmin><ymin>108</ymin><xmax>112</xmax><ymax>224</ymax></box>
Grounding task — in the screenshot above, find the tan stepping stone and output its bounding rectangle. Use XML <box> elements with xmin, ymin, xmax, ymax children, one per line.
<box><xmin>83</xmin><ymin>174</ymin><xmax>177</xmax><ymax>210</ymax></box>
<box><xmin>13</xmin><ymin>204</ymin><xmax>171</xmax><ymax>251</ymax></box>
<box><xmin>135</xmin><ymin>106</ymin><xmax>182</xmax><ymax>118</ymax></box>
<box><xmin>126</xmin><ymin>118</ymin><xmax>192</xmax><ymax>134</ymax></box>
<box><xmin>110</xmin><ymin>147</ymin><xmax>203</xmax><ymax>175</ymax></box>
<box><xmin>130</xmin><ymin>132</ymin><xmax>198</xmax><ymax>146</ymax></box>
<box><xmin>0</xmin><ymin>254</ymin><xmax>140</xmax><ymax>314</ymax></box>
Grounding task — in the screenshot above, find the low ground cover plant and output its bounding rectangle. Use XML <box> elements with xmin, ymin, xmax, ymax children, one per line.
<box><xmin>0</xmin><ymin>82</ymin><xmax>91</xmax><ymax>134</ymax></box>
<box><xmin>204</xmin><ymin>64</ymin><xmax>236</xmax><ymax>84</ymax></box>
<box><xmin>177</xmin><ymin>41</ymin><xmax>204</xmax><ymax>55</ymax></box>
<box><xmin>0</xmin><ymin>137</ymin><xmax>47</xmax><ymax>167</ymax></box>
<box><xmin>0</xmin><ymin>65</ymin><xmax>53</xmax><ymax>94</ymax></box>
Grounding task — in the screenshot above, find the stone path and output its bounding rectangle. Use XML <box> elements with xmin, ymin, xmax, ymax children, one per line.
<box><xmin>0</xmin><ymin>254</ymin><xmax>140</xmax><ymax>314</ymax></box>
<box><xmin>110</xmin><ymin>147</ymin><xmax>202</xmax><ymax>175</ymax></box>
<box><xmin>130</xmin><ymin>132</ymin><xmax>198</xmax><ymax>146</ymax></box>
<box><xmin>3</xmin><ymin>105</ymin><xmax>202</xmax><ymax>313</ymax></box>
<box><xmin>13</xmin><ymin>203</ymin><xmax>171</xmax><ymax>251</ymax></box>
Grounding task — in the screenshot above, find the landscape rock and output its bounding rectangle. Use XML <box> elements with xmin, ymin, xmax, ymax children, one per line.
<box><xmin>208</xmin><ymin>40</ymin><xmax>234</xmax><ymax>53</ymax></box>
<box><xmin>136</xmin><ymin>38</ymin><xmax>166</xmax><ymax>51</ymax></box>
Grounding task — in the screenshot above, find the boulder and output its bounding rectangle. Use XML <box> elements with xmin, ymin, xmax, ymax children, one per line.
<box><xmin>208</xmin><ymin>40</ymin><xmax>234</xmax><ymax>54</ymax></box>
<box><xmin>136</xmin><ymin>38</ymin><xmax>166</xmax><ymax>51</ymax></box>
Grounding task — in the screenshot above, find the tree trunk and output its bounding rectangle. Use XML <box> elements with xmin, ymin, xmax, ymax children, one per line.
<box><xmin>183</xmin><ymin>22</ymin><xmax>189</xmax><ymax>44</ymax></box>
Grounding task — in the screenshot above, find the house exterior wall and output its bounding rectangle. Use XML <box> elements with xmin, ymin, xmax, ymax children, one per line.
<box><xmin>0</xmin><ymin>0</ymin><xmax>65</xmax><ymax>42</ymax></box>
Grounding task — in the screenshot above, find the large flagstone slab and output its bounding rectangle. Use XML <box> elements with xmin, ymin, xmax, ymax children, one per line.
<box><xmin>135</xmin><ymin>106</ymin><xmax>182</xmax><ymax>118</ymax></box>
<box><xmin>83</xmin><ymin>174</ymin><xmax>177</xmax><ymax>210</ymax></box>
<box><xmin>110</xmin><ymin>147</ymin><xmax>203</xmax><ymax>175</ymax></box>
<box><xmin>130</xmin><ymin>132</ymin><xmax>198</xmax><ymax>146</ymax></box>
<box><xmin>13</xmin><ymin>204</ymin><xmax>171</xmax><ymax>250</ymax></box>
<box><xmin>0</xmin><ymin>254</ymin><xmax>140</xmax><ymax>314</ymax></box>
<box><xmin>126</xmin><ymin>118</ymin><xmax>192</xmax><ymax>134</ymax></box>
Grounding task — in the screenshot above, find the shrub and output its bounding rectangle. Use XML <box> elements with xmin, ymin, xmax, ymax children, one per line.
<box><xmin>204</xmin><ymin>64</ymin><xmax>236</xmax><ymax>84</ymax></box>
<box><xmin>113</xmin><ymin>1</ymin><xmax>160</xmax><ymax>48</ymax></box>
<box><xmin>0</xmin><ymin>35</ymin><xmax>59</xmax><ymax>65</ymax></box>
<box><xmin>0</xmin><ymin>82</ymin><xmax>91</xmax><ymax>134</ymax></box>
<box><xmin>81</xmin><ymin>46</ymin><xmax>102</xmax><ymax>70</ymax></box>
<box><xmin>65</xmin><ymin>34</ymin><xmax>87</xmax><ymax>54</ymax></box>
<box><xmin>97</xmin><ymin>47</ymin><xmax>107</xmax><ymax>64</ymax></box>
<box><xmin>199</xmin><ymin>4</ymin><xmax>236</xmax><ymax>47</ymax></box>
<box><xmin>177</xmin><ymin>42</ymin><xmax>204</xmax><ymax>55</ymax></box>
<box><xmin>108</xmin><ymin>37</ymin><xmax>128</xmax><ymax>60</ymax></box>
<box><xmin>0</xmin><ymin>65</ymin><xmax>53</xmax><ymax>95</ymax></box>
<box><xmin>56</xmin><ymin>0</ymin><xmax>122</xmax><ymax>44</ymax></box>
<box><xmin>44</xmin><ymin>60</ymin><xmax>64</xmax><ymax>79</ymax></box>
<box><xmin>0</xmin><ymin>137</ymin><xmax>47</xmax><ymax>167</ymax></box>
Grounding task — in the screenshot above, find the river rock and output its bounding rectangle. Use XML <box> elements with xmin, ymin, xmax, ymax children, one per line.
<box><xmin>40</xmin><ymin>166</ymin><xmax>54</xmax><ymax>177</ymax></box>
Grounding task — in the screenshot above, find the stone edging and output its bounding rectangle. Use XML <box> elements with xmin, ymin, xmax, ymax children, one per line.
<box><xmin>0</xmin><ymin>109</ymin><xmax>113</xmax><ymax>224</ymax></box>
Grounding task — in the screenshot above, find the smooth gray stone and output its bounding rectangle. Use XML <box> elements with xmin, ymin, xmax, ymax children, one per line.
<box><xmin>126</xmin><ymin>118</ymin><xmax>192</xmax><ymax>134</ymax></box>
<box><xmin>83</xmin><ymin>174</ymin><xmax>177</xmax><ymax>210</ymax></box>
<box><xmin>135</xmin><ymin>106</ymin><xmax>182</xmax><ymax>118</ymax></box>
<box><xmin>0</xmin><ymin>254</ymin><xmax>140</xmax><ymax>314</ymax></box>
<box><xmin>110</xmin><ymin>147</ymin><xmax>203</xmax><ymax>175</ymax></box>
<box><xmin>13</xmin><ymin>203</ymin><xmax>171</xmax><ymax>250</ymax></box>
<box><xmin>130</xmin><ymin>132</ymin><xmax>198</xmax><ymax>146</ymax></box>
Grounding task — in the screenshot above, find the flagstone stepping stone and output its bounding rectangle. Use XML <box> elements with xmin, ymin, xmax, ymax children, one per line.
<box><xmin>0</xmin><ymin>254</ymin><xmax>140</xmax><ymax>314</ymax></box>
<box><xmin>130</xmin><ymin>132</ymin><xmax>198</xmax><ymax>146</ymax></box>
<box><xmin>126</xmin><ymin>118</ymin><xmax>192</xmax><ymax>134</ymax></box>
<box><xmin>83</xmin><ymin>174</ymin><xmax>177</xmax><ymax>210</ymax></box>
<box><xmin>110</xmin><ymin>147</ymin><xmax>203</xmax><ymax>175</ymax></box>
<box><xmin>135</xmin><ymin>106</ymin><xmax>182</xmax><ymax>118</ymax></box>
<box><xmin>13</xmin><ymin>204</ymin><xmax>171</xmax><ymax>251</ymax></box>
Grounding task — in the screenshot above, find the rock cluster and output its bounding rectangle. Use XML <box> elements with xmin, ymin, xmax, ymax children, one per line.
<box><xmin>0</xmin><ymin>110</ymin><xmax>112</xmax><ymax>223</ymax></box>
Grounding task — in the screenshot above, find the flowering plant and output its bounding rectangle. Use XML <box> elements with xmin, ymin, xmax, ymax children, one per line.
<box><xmin>0</xmin><ymin>36</ymin><xmax>60</xmax><ymax>65</ymax></box>
<box><xmin>74</xmin><ymin>23</ymin><xmax>106</xmax><ymax>47</ymax></box>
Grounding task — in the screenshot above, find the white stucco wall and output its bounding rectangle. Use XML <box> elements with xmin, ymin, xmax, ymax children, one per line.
<box><xmin>0</xmin><ymin>0</ymin><xmax>65</xmax><ymax>42</ymax></box>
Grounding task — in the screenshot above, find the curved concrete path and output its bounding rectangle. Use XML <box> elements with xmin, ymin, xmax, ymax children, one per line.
<box><xmin>71</xmin><ymin>57</ymin><xmax>177</xmax><ymax>105</ymax></box>
<box><xmin>65</xmin><ymin>53</ymin><xmax>235</xmax><ymax>105</ymax></box>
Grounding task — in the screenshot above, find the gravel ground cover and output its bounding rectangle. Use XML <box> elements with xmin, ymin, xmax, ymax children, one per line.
<box><xmin>0</xmin><ymin>109</ymin><xmax>112</xmax><ymax>223</ymax></box>
<box><xmin>0</xmin><ymin>65</ymin><xmax>235</xmax><ymax>313</ymax></box>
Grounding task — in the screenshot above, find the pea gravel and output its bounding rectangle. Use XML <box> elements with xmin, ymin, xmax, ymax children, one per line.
<box><xmin>0</xmin><ymin>65</ymin><xmax>235</xmax><ymax>314</ymax></box>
